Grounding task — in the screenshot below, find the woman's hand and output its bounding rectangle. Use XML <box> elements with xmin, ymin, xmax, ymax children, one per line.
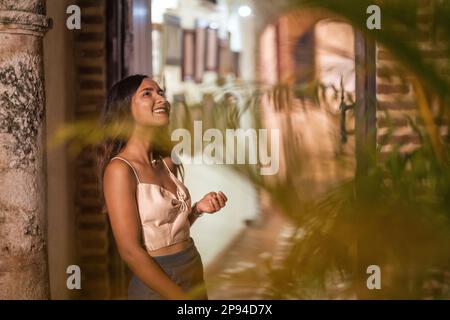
<box><xmin>195</xmin><ymin>191</ymin><xmax>228</xmax><ymax>214</ymax></box>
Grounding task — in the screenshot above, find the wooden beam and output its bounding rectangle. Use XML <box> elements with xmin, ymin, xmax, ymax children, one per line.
<box><xmin>354</xmin><ymin>30</ymin><xmax>377</xmax><ymax>177</ymax></box>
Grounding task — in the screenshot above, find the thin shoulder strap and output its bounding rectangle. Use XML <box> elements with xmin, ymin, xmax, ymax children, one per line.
<box><xmin>159</xmin><ymin>155</ymin><xmax>172</xmax><ymax>174</ymax></box>
<box><xmin>110</xmin><ymin>156</ymin><xmax>141</xmax><ymax>184</ymax></box>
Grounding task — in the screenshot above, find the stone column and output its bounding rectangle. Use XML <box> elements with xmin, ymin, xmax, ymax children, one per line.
<box><xmin>0</xmin><ymin>0</ymin><xmax>51</xmax><ymax>299</ymax></box>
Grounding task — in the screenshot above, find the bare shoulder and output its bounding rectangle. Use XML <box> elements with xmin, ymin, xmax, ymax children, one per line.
<box><xmin>103</xmin><ymin>158</ymin><xmax>136</xmax><ymax>187</ymax></box>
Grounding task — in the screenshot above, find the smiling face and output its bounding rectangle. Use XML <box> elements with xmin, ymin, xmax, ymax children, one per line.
<box><xmin>130</xmin><ymin>78</ymin><xmax>170</xmax><ymax>128</ymax></box>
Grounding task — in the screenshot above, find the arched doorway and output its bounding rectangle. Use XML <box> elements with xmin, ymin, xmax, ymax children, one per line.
<box><xmin>258</xmin><ymin>8</ymin><xmax>375</xmax><ymax>196</ymax></box>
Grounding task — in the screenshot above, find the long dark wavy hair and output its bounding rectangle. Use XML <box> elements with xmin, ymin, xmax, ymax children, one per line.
<box><xmin>97</xmin><ymin>74</ymin><xmax>184</xmax><ymax>214</ymax></box>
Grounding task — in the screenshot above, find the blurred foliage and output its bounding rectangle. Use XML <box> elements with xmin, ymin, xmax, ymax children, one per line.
<box><xmin>260</xmin><ymin>130</ymin><xmax>450</xmax><ymax>299</ymax></box>
<box><xmin>253</xmin><ymin>0</ymin><xmax>450</xmax><ymax>299</ymax></box>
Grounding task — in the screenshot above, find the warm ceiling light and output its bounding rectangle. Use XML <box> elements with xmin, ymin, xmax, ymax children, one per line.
<box><xmin>238</xmin><ymin>5</ymin><xmax>252</xmax><ymax>17</ymax></box>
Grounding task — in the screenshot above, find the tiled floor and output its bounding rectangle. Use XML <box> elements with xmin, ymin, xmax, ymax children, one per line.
<box><xmin>204</xmin><ymin>209</ymin><xmax>295</xmax><ymax>300</ymax></box>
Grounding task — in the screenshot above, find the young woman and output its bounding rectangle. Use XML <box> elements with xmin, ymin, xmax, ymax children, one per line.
<box><xmin>97</xmin><ymin>75</ymin><xmax>228</xmax><ymax>300</ymax></box>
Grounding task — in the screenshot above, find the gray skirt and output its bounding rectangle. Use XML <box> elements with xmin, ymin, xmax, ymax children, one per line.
<box><xmin>128</xmin><ymin>237</ymin><xmax>208</xmax><ymax>300</ymax></box>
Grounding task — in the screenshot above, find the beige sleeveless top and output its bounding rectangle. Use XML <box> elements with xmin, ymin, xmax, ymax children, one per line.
<box><xmin>110</xmin><ymin>156</ymin><xmax>192</xmax><ymax>252</ymax></box>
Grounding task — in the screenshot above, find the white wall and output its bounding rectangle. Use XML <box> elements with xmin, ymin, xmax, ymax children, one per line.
<box><xmin>184</xmin><ymin>158</ymin><xmax>259</xmax><ymax>266</ymax></box>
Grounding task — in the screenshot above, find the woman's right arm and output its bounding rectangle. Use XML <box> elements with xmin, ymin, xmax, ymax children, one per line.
<box><xmin>103</xmin><ymin>160</ymin><xmax>189</xmax><ymax>300</ymax></box>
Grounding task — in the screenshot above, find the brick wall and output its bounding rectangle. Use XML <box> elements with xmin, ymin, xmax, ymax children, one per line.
<box><xmin>376</xmin><ymin>0</ymin><xmax>449</xmax><ymax>158</ymax></box>
<box><xmin>73</xmin><ymin>0</ymin><xmax>111</xmax><ymax>299</ymax></box>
